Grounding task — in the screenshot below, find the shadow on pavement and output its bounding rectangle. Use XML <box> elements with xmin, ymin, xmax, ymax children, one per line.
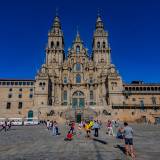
<box><xmin>114</xmin><ymin>144</ymin><xmax>126</xmax><ymax>154</ymax></box>
<box><xmin>92</xmin><ymin>138</ymin><xmax>107</xmax><ymax>144</ymax></box>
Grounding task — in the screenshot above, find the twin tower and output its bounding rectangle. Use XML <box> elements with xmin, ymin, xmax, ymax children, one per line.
<box><xmin>45</xmin><ymin>15</ymin><xmax>111</xmax><ymax>66</ymax></box>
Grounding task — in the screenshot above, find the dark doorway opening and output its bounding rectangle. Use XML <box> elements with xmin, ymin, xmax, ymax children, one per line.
<box><xmin>76</xmin><ymin>114</ymin><xmax>81</xmax><ymax>123</ymax></box>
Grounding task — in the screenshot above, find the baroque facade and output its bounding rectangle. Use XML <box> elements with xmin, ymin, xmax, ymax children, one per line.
<box><xmin>0</xmin><ymin>15</ymin><xmax>160</xmax><ymax>123</ymax></box>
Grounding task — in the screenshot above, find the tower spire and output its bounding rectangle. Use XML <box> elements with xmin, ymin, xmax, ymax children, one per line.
<box><xmin>96</xmin><ymin>9</ymin><xmax>104</xmax><ymax>29</ymax></box>
<box><xmin>50</xmin><ymin>13</ymin><xmax>62</xmax><ymax>33</ymax></box>
<box><xmin>74</xmin><ymin>26</ymin><xmax>82</xmax><ymax>43</ymax></box>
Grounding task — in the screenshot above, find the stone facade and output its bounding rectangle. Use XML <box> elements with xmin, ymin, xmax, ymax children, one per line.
<box><xmin>0</xmin><ymin>15</ymin><xmax>160</xmax><ymax>123</ymax></box>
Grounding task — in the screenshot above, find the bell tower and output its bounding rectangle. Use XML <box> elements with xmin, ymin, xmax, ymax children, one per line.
<box><xmin>46</xmin><ymin>15</ymin><xmax>65</xmax><ymax>66</ymax></box>
<box><xmin>92</xmin><ymin>15</ymin><xmax>111</xmax><ymax>65</ymax></box>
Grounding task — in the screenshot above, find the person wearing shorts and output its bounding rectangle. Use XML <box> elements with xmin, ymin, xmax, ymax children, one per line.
<box><xmin>85</xmin><ymin>122</ymin><xmax>91</xmax><ymax>138</ymax></box>
<box><xmin>123</xmin><ymin>122</ymin><xmax>135</xmax><ymax>159</ymax></box>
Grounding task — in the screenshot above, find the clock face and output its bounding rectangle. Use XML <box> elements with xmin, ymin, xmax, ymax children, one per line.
<box><xmin>111</xmin><ymin>68</ymin><xmax>115</xmax><ymax>73</ymax></box>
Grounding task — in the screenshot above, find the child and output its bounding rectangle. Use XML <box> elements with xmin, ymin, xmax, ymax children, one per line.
<box><xmin>77</xmin><ymin>124</ymin><xmax>82</xmax><ymax>138</ymax></box>
<box><xmin>116</xmin><ymin>127</ymin><xmax>124</xmax><ymax>140</ymax></box>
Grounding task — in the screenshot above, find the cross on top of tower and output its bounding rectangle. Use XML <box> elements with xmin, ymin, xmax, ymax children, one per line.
<box><xmin>56</xmin><ymin>7</ymin><xmax>59</xmax><ymax>16</ymax></box>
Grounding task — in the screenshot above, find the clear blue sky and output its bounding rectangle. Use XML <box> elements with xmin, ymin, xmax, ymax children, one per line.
<box><xmin>0</xmin><ymin>0</ymin><xmax>160</xmax><ymax>83</ymax></box>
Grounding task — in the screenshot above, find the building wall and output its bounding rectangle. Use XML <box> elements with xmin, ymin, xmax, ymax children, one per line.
<box><xmin>0</xmin><ymin>80</ymin><xmax>34</xmax><ymax>118</ymax></box>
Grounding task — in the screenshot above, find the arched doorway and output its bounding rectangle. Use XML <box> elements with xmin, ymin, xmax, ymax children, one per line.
<box><xmin>28</xmin><ymin>110</ymin><xmax>33</xmax><ymax>121</ymax></box>
<box><xmin>72</xmin><ymin>91</ymin><xmax>85</xmax><ymax>123</ymax></box>
<box><xmin>72</xmin><ymin>91</ymin><xmax>85</xmax><ymax>109</ymax></box>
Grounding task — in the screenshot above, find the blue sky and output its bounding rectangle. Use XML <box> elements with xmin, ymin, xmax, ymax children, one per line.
<box><xmin>0</xmin><ymin>0</ymin><xmax>160</xmax><ymax>83</ymax></box>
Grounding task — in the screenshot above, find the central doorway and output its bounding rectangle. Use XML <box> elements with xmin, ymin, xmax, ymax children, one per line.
<box><xmin>76</xmin><ymin>113</ymin><xmax>81</xmax><ymax>123</ymax></box>
<box><xmin>72</xmin><ymin>91</ymin><xmax>85</xmax><ymax>122</ymax></box>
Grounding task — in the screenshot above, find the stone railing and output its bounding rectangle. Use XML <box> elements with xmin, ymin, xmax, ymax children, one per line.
<box><xmin>112</xmin><ymin>104</ymin><xmax>160</xmax><ymax>110</ymax></box>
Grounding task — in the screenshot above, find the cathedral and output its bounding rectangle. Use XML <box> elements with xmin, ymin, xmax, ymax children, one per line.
<box><xmin>0</xmin><ymin>14</ymin><xmax>160</xmax><ymax>123</ymax></box>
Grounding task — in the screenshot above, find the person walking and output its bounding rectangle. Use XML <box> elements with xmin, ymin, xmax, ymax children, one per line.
<box><xmin>123</xmin><ymin>122</ymin><xmax>135</xmax><ymax>159</ymax></box>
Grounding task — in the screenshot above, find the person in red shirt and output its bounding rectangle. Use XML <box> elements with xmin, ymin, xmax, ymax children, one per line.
<box><xmin>64</xmin><ymin>131</ymin><xmax>73</xmax><ymax>141</ymax></box>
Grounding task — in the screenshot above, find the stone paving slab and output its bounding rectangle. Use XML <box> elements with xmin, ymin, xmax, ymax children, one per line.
<box><xmin>0</xmin><ymin>124</ymin><xmax>160</xmax><ymax>160</ymax></box>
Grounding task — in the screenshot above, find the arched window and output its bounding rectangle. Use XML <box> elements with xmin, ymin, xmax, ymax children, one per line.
<box><xmin>90</xmin><ymin>90</ymin><xmax>94</xmax><ymax>100</ymax></box>
<box><xmin>57</xmin><ymin>41</ymin><xmax>59</xmax><ymax>47</ymax></box>
<box><xmin>97</xmin><ymin>42</ymin><xmax>100</xmax><ymax>48</ymax></box>
<box><xmin>64</xmin><ymin>77</ymin><xmax>67</xmax><ymax>84</ymax></box>
<box><xmin>76</xmin><ymin>74</ymin><xmax>81</xmax><ymax>83</ymax></box>
<box><xmin>76</xmin><ymin>46</ymin><xmax>80</xmax><ymax>54</ymax></box>
<box><xmin>103</xmin><ymin>42</ymin><xmax>105</xmax><ymax>48</ymax></box>
<box><xmin>63</xmin><ymin>91</ymin><xmax>67</xmax><ymax>101</ymax></box>
<box><xmin>51</xmin><ymin>41</ymin><xmax>54</xmax><ymax>48</ymax></box>
<box><xmin>63</xmin><ymin>91</ymin><xmax>67</xmax><ymax>105</ymax></box>
<box><xmin>75</xmin><ymin>63</ymin><xmax>81</xmax><ymax>71</ymax></box>
<box><xmin>89</xmin><ymin>77</ymin><xmax>93</xmax><ymax>84</ymax></box>
<box><xmin>73</xmin><ymin>91</ymin><xmax>84</xmax><ymax>96</ymax></box>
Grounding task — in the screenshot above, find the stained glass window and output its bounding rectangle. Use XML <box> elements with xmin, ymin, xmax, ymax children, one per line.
<box><xmin>64</xmin><ymin>77</ymin><xmax>67</xmax><ymax>84</ymax></box>
<box><xmin>64</xmin><ymin>91</ymin><xmax>67</xmax><ymax>101</ymax></box>
<box><xmin>75</xmin><ymin>63</ymin><xmax>81</xmax><ymax>71</ymax></box>
<box><xmin>76</xmin><ymin>74</ymin><xmax>81</xmax><ymax>83</ymax></box>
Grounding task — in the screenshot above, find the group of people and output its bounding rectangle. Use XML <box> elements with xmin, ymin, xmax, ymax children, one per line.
<box><xmin>45</xmin><ymin>119</ymin><xmax>135</xmax><ymax>159</ymax></box>
<box><xmin>46</xmin><ymin>120</ymin><xmax>59</xmax><ymax>136</ymax></box>
<box><xmin>0</xmin><ymin>120</ymin><xmax>12</xmax><ymax>132</ymax></box>
<box><xmin>64</xmin><ymin>120</ymin><xmax>102</xmax><ymax>141</ymax></box>
<box><xmin>106</xmin><ymin>120</ymin><xmax>135</xmax><ymax>159</ymax></box>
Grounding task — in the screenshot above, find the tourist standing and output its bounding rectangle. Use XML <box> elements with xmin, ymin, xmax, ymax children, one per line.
<box><xmin>85</xmin><ymin>121</ymin><xmax>91</xmax><ymax>138</ymax></box>
<box><xmin>107</xmin><ymin>120</ymin><xmax>113</xmax><ymax>136</ymax></box>
<box><xmin>70</xmin><ymin>121</ymin><xmax>75</xmax><ymax>134</ymax></box>
<box><xmin>55</xmin><ymin>121</ymin><xmax>59</xmax><ymax>135</ymax></box>
<box><xmin>123</xmin><ymin>122</ymin><xmax>135</xmax><ymax>159</ymax></box>
<box><xmin>49</xmin><ymin>121</ymin><xmax>53</xmax><ymax>130</ymax></box>
<box><xmin>0</xmin><ymin>121</ymin><xmax>7</xmax><ymax>132</ymax></box>
<box><xmin>112</xmin><ymin>120</ymin><xmax>117</xmax><ymax>137</ymax></box>
<box><xmin>4</xmin><ymin>121</ymin><xmax>7</xmax><ymax>132</ymax></box>
<box><xmin>46</xmin><ymin>120</ymin><xmax>50</xmax><ymax>130</ymax></box>
<box><xmin>52</xmin><ymin>121</ymin><xmax>57</xmax><ymax>136</ymax></box>
<box><xmin>93</xmin><ymin>120</ymin><xmax>100</xmax><ymax>137</ymax></box>
<box><xmin>7</xmin><ymin>121</ymin><xmax>12</xmax><ymax>130</ymax></box>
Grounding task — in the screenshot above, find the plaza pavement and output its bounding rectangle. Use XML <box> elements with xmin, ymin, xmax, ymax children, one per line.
<box><xmin>0</xmin><ymin>123</ymin><xmax>160</xmax><ymax>160</ymax></box>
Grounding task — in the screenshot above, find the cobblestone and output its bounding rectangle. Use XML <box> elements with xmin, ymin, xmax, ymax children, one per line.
<box><xmin>0</xmin><ymin>123</ymin><xmax>160</xmax><ymax>160</ymax></box>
